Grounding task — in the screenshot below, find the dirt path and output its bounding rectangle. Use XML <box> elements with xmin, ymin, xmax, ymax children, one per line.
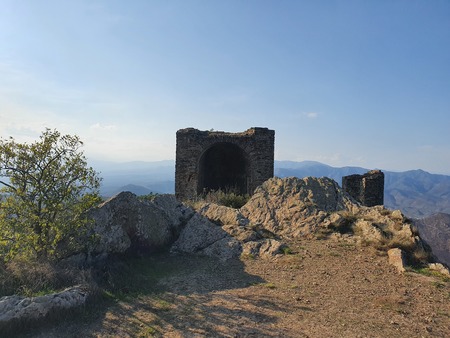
<box><xmin>21</xmin><ymin>237</ymin><xmax>450</xmax><ymax>337</ymax></box>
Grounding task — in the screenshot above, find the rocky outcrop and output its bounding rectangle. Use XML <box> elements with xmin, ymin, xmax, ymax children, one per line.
<box><xmin>0</xmin><ymin>286</ymin><xmax>89</xmax><ymax>330</ymax></box>
<box><xmin>86</xmin><ymin>177</ymin><xmax>423</xmax><ymax>263</ymax></box>
<box><xmin>180</xmin><ymin>177</ymin><xmax>423</xmax><ymax>262</ymax></box>
<box><xmin>170</xmin><ymin>201</ymin><xmax>289</xmax><ymax>260</ymax></box>
<box><xmin>324</xmin><ymin>206</ymin><xmax>417</xmax><ymax>251</ymax></box>
<box><xmin>86</xmin><ymin>191</ymin><xmax>287</xmax><ymax>261</ymax></box>
<box><xmin>234</xmin><ymin>177</ymin><xmax>417</xmax><ymax>254</ymax></box>
<box><xmin>242</xmin><ymin>239</ymin><xmax>287</xmax><ymax>258</ymax></box>
<box><xmin>427</xmin><ymin>263</ymin><xmax>450</xmax><ymax>277</ymax></box>
<box><xmin>89</xmin><ymin>192</ymin><xmax>193</xmax><ymax>255</ymax></box>
<box><xmin>240</xmin><ymin>177</ymin><xmax>356</xmax><ymax>237</ymax></box>
<box><xmin>199</xmin><ymin>203</ymin><xmax>249</xmax><ymax>227</ymax></box>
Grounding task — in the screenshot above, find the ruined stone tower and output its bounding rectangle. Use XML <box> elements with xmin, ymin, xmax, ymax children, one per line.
<box><xmin>342</xmin><ymin>170</ymin><xmax>385</xmax><ymax>207</ymax></box>
<box><xmin>175</xmin><ymin>127</ymin><xmax>275</xmax><ymax>200</ymax></box>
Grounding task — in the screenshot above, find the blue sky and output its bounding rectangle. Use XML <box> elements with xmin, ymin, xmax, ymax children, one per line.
<box><xmin>1</xmin><ymin>0</ymin><xmax>449</xmax><ymax>174</ymax></box>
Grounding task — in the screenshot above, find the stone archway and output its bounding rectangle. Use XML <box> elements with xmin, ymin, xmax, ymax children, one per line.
<box><xmin>175</xmin><ymin>127</ymin><xmax>274</xmax><ymax>201</ymax></box>
<box><xmin>197</xmin><ymin>142</ymin><xmax>248</xmax><ymax>195</ymax></box>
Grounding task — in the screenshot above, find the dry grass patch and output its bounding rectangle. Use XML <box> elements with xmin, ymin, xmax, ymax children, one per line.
<box><xmin>0</xmin><ymin>256</ymin><xmax>94</xmax><ymax>297</ymax></box>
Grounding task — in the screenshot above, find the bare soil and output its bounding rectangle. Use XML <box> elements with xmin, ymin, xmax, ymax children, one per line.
<box><xmin>17</xmin><ymin>237</ymin><xmax>450</xmax><ymax>338</ymax></box>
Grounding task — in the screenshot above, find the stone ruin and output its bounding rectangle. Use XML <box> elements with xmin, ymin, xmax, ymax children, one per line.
<box><xmin>175</xmin><ymin>127</ymin><xmax>275</xmax><ymax>200</ymax></box>
<box><xmin>342</xmin><ymin>170</ymin><xmax>384</xmax><ymax>207</ymax></box>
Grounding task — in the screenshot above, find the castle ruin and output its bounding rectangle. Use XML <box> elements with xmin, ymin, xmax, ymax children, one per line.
<box><xmin>342</xmin><ymin>170</ymin><xmax>385</xmax><ymax>207</ymax></box>
<box><xmin>175</xmin><ymin>127</ymin><xmax>275</xmax><ymax>200</ymax></box>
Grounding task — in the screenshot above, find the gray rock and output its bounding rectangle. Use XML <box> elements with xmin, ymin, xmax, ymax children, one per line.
<box><xmin>200</xmin><ymin>237</ymin><xmax>242</xmax><ymax>261</ymax></box>
<box><xmin>0</xmin><ymin>286</ymin><xmax>88</xmax><ymax>328</ymax></box>
<box><xmin>259</xmin><ymin>239</ymin><xmax>286</xmax><ymax>257</ymax></box>
<box><xmin>242</xmin><ymin>239</ymin><xmax>286</xmax><ymax>258</ymax></box>
<box><xmin>199</xmin><ymin>203</ymin><xmax>249</xmax><ymax>226</ymax></box>
<box><xmin>170</xmin><ymin>214</ymin><xmax>228</xmax><ymax>253</ymax></box>
<box><xmin>242</xmin><ymin>241</ymin><xmax>262</xmax><ymax>257</ymax></box>
<box><xmin>89</xmin><ymin>192</ymin><xmax>193</xmax><ymax>255</ymax></box>
<box><xmin>222</xmin><ymin>224</ymin><xmax>261</xmax><ymax>242</ymax></box>
<box><xmin>170</xmin><ymin>213</ymin><xmax>243</xmax><ymax>261</ymax></box>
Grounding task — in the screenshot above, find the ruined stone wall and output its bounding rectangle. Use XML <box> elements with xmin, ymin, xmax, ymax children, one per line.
<box><xmin>175</xmin><ymin>127</ymin><xmax>275</xmax><ymax>200</ymax></box>
<box><xmin>342</xmin><ymin>170</ymin><xmax>384</xmax><ymax>207</ymax></box>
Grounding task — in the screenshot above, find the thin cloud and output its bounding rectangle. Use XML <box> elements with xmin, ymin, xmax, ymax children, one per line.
<box><xmin>89</xmin><ymin>123</ymin><xmax>118</xmax><ymax>131</ymax></box>
<box><xmin>303</xmin><ymin>112</ymin><xmax>319</xmax><ymax>119</ymax></box>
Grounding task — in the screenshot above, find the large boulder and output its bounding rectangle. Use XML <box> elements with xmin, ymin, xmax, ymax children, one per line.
<box><xmin>241</xmin><ymin>177</ymin><xmax>356</xmax><ymax>237</ymax></box>
<box><xmin>89</xmin><ymin>192</ymin><xmax>193</xmax><ymax>255</ymax></box>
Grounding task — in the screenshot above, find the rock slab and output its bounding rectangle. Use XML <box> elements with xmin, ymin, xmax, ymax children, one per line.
<box><xmin>0</xmin><ymin>286</ymin><xmax>88</xmax><ymax>329</ymax></box>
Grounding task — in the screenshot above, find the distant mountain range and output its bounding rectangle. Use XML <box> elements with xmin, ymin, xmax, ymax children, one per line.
<box><xmin>93</xmin><ymin>160</ymin><xmax>450</xmax><ymax>219</ymax></box>
<box><xmin>92</xmin><ymin>160</ymin><xmax>175</xmax><ymax>198</ymax></box>
<box><xmin>273</xmin><ymin>161</ymin><xmax>450</xmax><ymax>219</ymax></box>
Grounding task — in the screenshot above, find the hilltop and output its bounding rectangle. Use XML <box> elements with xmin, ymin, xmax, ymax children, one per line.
<box><xmin>22</xmin><ymin>237</ymin><xmax>450</xmax><ymax>338</ymax></box>
<box><xmin>4</xmin><ymin>176</ymin><xmax>449</xmax><ymax>337</ymax></box>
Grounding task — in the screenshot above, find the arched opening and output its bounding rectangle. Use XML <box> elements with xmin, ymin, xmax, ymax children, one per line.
<box><xmin>197</xmin><ymin>143</ymin><xmax>249</xmax><ymax>195</ymax></box>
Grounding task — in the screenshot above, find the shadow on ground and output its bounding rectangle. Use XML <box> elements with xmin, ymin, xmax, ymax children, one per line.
<box><xmin>16</xmin><ymin>253</ymin><xmax>289</xmax><ymax>337</ymax></box>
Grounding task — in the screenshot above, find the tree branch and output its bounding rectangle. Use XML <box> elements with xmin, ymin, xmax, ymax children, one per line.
<box><xmin>0</xmin><ymin>180</ymin><xmax>16</xmax><ymax>191</ymax></box>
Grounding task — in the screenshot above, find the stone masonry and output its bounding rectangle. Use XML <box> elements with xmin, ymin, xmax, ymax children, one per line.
<box><xmin>175</xmin><ymin>127</ymin><xmax>275</xmax><ymax>200</ymax></box>
<box><xmin>342</xmin><ymin>170</ymin><xmax>385</xmax><ymax>207</ymax></box>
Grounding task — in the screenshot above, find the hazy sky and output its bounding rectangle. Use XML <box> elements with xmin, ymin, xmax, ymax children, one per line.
<box><xmin>1</xmin><ymin>0</ymin><xmax>449</xmax><ymax>174</ymax></box>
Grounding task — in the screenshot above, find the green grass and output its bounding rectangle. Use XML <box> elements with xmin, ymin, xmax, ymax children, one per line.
<box><xmin>262</xmin><ymin>282</ymin><xmax>276</xmax><ymax>289</ymax></box>
<box><xmin>281</xmin><ymin>246</ymin><xmax>293</xmax><ymax>255</ymax></box>
<box><xmin>410</xmin><ymin>267</ymin><xmax>450</xmax><ymax>283</ymax></box>
<box><xmin>137</xmin><ymin>325</ymin><xmax>158</xmax><ymax>337</ymax></box>
<box><xmin>240</xmin><ymin>253</ymin><xmax>256</xmax><ymax>260</ymax></box>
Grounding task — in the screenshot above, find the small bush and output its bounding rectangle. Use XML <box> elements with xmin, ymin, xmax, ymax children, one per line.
<box><xmin>138</xmin><ymin>193</ymin><xmax>159</xmax><ymax>202</ymax></box>
<box><xmin>330</xmin><ymin>211</ymin><xmax>357</xmax><ymax>234</ymax></box>
<box><xmin>195</xmin><ymin>189</ymin><xmax>250</xmax><ymax>209</ymax></box>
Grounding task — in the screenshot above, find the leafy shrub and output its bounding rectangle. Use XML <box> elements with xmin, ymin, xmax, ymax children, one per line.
<box><xmin>197</xmin><ymin>189</ymin><xmax>250</xmax><ymax>209</ymax></box>
<box><xmin>0</xmin><ymin>129</ymin><xmax>102</xmax><ymax>261</ymax></box>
